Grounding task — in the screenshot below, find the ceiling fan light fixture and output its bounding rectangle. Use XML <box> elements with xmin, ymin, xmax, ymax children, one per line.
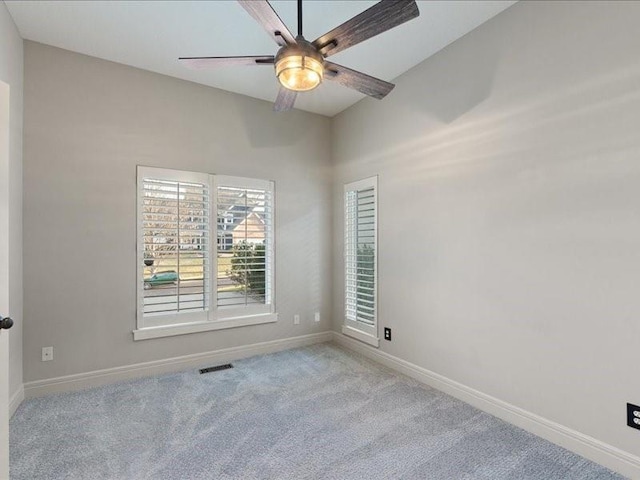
<box><xmin>275</xmin><ymin>54</ymin><xmax>323</xmax><ymax>91</ymax></box>
<box><xmin>274</xmin><ymin>37</ymin><xmax>324</xmax><ymax>92</ymax></box>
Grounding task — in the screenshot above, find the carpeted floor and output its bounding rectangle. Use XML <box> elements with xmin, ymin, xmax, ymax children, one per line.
<box><xmin>11</xmin><ymin>343</ymin><xmax>625</xmax><ymax>479</ymax></box>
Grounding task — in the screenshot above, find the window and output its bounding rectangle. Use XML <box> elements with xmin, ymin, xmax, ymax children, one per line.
<box><xmin>343</xmin><ymin>176</ymin><xmax>378</xmax><ymax>347</ymax></box>
<box><xmin>135</xmin><ymin>167</ymin><xmax>276</xmax><ymax>340</ymax></box>
<box><xmin>214</xmin><ymin>176</ymin><xmax>274</xmax><ymax>319</ymax></box>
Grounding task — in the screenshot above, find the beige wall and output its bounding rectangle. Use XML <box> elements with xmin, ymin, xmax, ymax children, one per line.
<box><xmin>0</xmin><ymin>2</ymin><xmax>24</xmax><ymax>403</ymax></box>
<box><xmin>332</xmin><ymin>0</ymin><xmax>640</xmax><ymax>462</ymax></box>
<box><xmin>23</xmin><ymin>41</ymin><xmax>332</xmax><ymax>382</ymax></box>
<box><xmin>20</xmin><ymin>0</ymin><xmax>640</xmax><ymax>469</ymax></box>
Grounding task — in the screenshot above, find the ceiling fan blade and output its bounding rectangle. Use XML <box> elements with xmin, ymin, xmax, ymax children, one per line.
<box><xmin>312</xmin><ymin>0</ymin><xmax>419</xmax><ymax>57</ymax></box>
<box><xmin>238</xmin><ymin>0</ymin><xmax>296</xmax><ymax>47</ymax></box>
<box><xmin>179</xmin><ymin>56</ymin><xmax>275</xmax><ymax>69</ymax></box>
<box><xmin>274</xmin><ymin>87</ymin><xmax>297</xmax><ymax>112</ymax></box>
<box><xmin>324</xmin><ymin>62</ymin><xmax>395</xmax><ymax>99</ymax></box>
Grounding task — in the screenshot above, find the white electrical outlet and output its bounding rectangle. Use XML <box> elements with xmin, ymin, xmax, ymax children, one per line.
<box><xmin>42</xmin><ymin>346</ymin><xmax>53</xmax><ymax>362</ymax></box>
<box><xmin>293</xmin><ymin>314</ymin><xmax>300</xmax><ymax>325</ymax></box>
<box><xmin>314</xmin><ymin>312</ymin><xmax>320</xmax><ymax>322</ymax></box>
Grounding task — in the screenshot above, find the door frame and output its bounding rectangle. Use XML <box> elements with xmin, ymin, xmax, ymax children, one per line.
<box><xmin>0</xmin><ymin>79</ymin><xmax>12</xmax><ymax>478</ymax></box>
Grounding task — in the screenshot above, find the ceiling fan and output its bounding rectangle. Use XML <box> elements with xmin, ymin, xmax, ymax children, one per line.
<box><xmin>179</xmin><ymin>0</ymin><xmax>420</xmax><ymax>112</ymax></box>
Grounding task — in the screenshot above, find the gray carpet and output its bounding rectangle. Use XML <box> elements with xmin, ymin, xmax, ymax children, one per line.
<box><xmin>11</xmin><ymin>343</ymin><xmax>625</xmax><ymax>480</ymax></box>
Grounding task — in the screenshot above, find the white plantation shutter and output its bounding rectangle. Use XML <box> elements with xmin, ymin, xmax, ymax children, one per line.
<box><xmin>136</xmin><ymin>168</ymin><xmax>277</xmax><ymax>337</ymax></box>
<box><xmin>137</xmin><ymin>167</ymin><xmax>211</xmax><ymax>328</ymax></box>
<box><xmin>214</xmin><ymin>176</ymin><xmax>274</xmax><ymax>318</ymax></box>
<box><xmin>344</xmin><ymin>176</ymin><xmax>378</xmax><ymax>345</ymax></box>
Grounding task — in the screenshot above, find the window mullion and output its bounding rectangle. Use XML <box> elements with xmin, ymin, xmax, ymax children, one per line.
<box><xmin>244</xmin><ymin>189</ymin><xmax>248</xmax><ymax>307</ymax></box>
<box><xmin>176</xmin><ymin>181</ymin><xmax>181</xmax><ymax>312</ymax></box>
<box><xmin>211</xmin><ymin>175</ymin><xmax>217</xmax><ymax>319</ymax></box>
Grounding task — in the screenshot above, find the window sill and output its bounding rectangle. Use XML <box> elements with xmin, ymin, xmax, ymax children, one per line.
<box><xmin>342</xmin><ymin>325</ymin><xmax>379</xmax><ymax>348</ymax></box>
<box><xmin>133</xmin><ymin>313</ymin><xmax>278</xmax><ymax>341</ymax></box>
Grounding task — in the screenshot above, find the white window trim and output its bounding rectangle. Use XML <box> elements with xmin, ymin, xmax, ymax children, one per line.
<box><xmin>133</xmin><ymin>313</ymin><xmax>278</xmax><ymax>341</ymax></box>
<box><xmin>342</xmin><ymin>325</ymin><xmax>379</xmax><ymax>348</ymax></box>
<box><xmin>135</xmin><ymin>166</ymin><xmax>277</xmax><ymax>341</ymax></box>
<box><xmin>343</xmin><ymin>175</ymin><xmax>379</xmax><ymax>347</ymax></box>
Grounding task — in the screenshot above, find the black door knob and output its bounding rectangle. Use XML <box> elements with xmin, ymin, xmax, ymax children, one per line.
<box><xmin>0</xmin><ymin>317</ymin><xmax>13</xmax><ymax>330</ymax></box>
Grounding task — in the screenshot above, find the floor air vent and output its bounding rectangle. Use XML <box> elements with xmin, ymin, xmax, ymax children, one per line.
<box><xmin>199</xmin><ymin>364</ymin><xmax>233</xmax><ymax>374</ymax></box>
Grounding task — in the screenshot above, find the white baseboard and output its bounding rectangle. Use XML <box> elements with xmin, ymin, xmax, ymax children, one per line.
<box><xmin>24</xmin><ymin>331</ymin><xmax>333</xmax><ymax>398</ymax></box>
<box><xmin>9</xmin><ymin>384</ymin><xmax>24</xmax><ymax>418</ymax></box>
<box><xmin>332</xmin><ymin>331</ymin><xmax>640</xmax><ymax>479</ymax></box>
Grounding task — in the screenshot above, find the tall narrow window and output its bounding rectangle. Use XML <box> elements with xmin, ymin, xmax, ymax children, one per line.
<box><xmin>343</xmin><ymin>176</ymin><xmax>378</xmax><ymax>347</ymax></box>
<box><xmin>214</xmin><ymin>176</ymin><xmax>274</xmax><ymax>320</ymax></box>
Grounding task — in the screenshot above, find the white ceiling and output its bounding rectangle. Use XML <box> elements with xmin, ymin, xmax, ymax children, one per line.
<box><xmin>5</xmin><ymin>0</ymin><xmax>516</xmax><ymax>117</ymax></box>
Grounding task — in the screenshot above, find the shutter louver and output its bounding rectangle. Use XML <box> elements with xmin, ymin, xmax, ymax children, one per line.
<box><xmin>142</xmin><ymin>178</ymin><xmax>209</xmax><ymax>316</ymax></box>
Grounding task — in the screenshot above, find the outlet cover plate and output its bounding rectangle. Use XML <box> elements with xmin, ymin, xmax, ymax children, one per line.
<box><xmin>384</xmin><ymin>328</ymin><xmax>391</xmax><ymax>341</ymax></box>
<box><xmin>42</xmin><ymin>346</ymin><xmax>53</xmax><ymax>362</ymax></box>
<box><xmin>627</xmin><ymin>403</ymin><xmax>640</xmax><ymax>430</ymax></box>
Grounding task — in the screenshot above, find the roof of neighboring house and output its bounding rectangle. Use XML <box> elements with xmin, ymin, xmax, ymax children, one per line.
<box><xmin>219</xmin><ymin>204</ymin><xmax>264</xmax><ymax>232</ymax></box>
